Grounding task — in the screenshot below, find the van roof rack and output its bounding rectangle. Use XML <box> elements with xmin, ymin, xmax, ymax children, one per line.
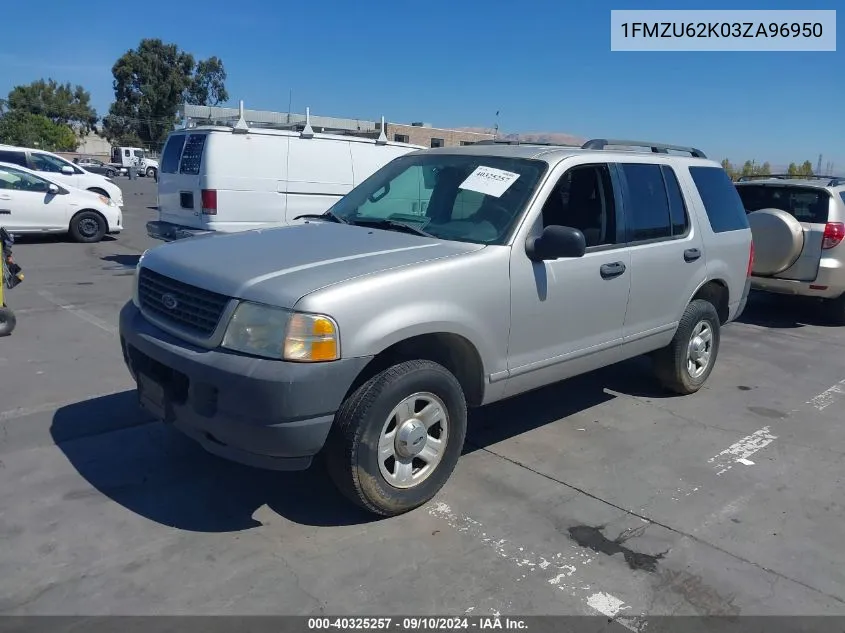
<box><xmin>736</xmin><ymin>174</ymin><xmax>844</xmax><ymax>186</ymax></box>
<box><xmin>581</xmin><ymin>138</ymin><xmax>707</xmax><ymax>159</ymax></box>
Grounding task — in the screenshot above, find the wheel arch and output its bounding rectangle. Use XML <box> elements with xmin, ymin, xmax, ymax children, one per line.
<box><xmin>344</xmin><ymin>331</ymin><xmax>487</xmax><ymax>408</ymax></box>
<box><xmin>70</xmin><ymin>208</ymin><xmax>110</xmax><ymax>233</ymax></box>
<box><xmin>688</xmin><ymin>278</ymin><xmax>730</xmax><ymax>324</ymax></box>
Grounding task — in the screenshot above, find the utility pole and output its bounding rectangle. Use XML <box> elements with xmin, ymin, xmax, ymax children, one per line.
<box><xmin>817</xmin><ymin>154</ymin><xmax>823</xmax><ymax>174</ymax></box>
<box><xmin>493</xmin><ymin>110</ymin><xmax>499</xmax><ymax>140</ymax></box>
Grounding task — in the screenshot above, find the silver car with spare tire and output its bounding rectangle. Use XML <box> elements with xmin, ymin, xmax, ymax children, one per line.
<box><xmin>118</xmin><ymin>138</ymin><xmax>753</xmax><ymax>517</ymax></box>
<box><xmin>736</xmin><ymin>175</ymin><xmax>845</xmax><ymax>323</ymax></box>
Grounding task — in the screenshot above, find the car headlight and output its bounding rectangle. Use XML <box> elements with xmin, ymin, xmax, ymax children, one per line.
<box><xmin>221</xmin><ymin>302</ymin><xmax>340</xmax><ymax>362</ymax></box>
<box><xmin>98</xmin><ymin>194</ymin><xmax>115</xmax><ymax>206</ymax></box>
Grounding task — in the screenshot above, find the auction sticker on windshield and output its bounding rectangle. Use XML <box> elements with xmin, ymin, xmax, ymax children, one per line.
<box><xmin>459</xmin><ymin>166</ymin><xmax>520</xmax><ymax>198</ymax></box>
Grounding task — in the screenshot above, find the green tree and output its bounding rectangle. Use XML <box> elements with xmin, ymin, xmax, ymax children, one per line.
<box><xmin>103</xmin><ymin>39</ymin><xmax>229</xmax><ymax>148</ymax></box>
<box><xmin>758</xmin><ymin>161</ymin><xmax>771</xmax><ymax>175</ymax></box>
<box><xmin>0</xmin><ymin>111</ymin><xmax>77</xmax><ymax>151</ymax></box>
<box><xmin>188</xmin><ymin>56</ymin><xmax>229</xmax><ymax>106</ymax></box>
<box><xmin>720</xmin><ymin>158</ymin><xmax>739</xmax><ymax>181</ymax></box>
<box><xmin>787</xmin><ymin>162</ymin><xmax>798</xmax><ymax>176</ymax></box>
<box><xmin>7</xmin><ymin>79</ymin><xmax>98</xmax><ymax>133</ymax></box>
<box><xmin>798</xmin><ymin>160</ymin><xmax>814</xmax><ymax>176</ymax></box>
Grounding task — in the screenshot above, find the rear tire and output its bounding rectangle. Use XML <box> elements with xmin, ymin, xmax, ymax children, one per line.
<box><xmin>106</xmin><ymin>169</ymin><xmax>116</xmax><ymax>178</ymax></box>
<box><xmin>325</xmin><ymin>359</ymin><xmax>467</xmax><ymax>517</ymax></box>
<box><xmin>0</xmin><ymin>306</ymin><xmax>16</xmax><ymax>337</ymax></box>
<box><xmin>69</xmin><ymin>210</ymin><xmax>107</xmax><ymax>243</ymax></box>
<box><xmin>653</xmin><ymin>299</ymin><xmax>721</xmax><ymax>395</ymax></box>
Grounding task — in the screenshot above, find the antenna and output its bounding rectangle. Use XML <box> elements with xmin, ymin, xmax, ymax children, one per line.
<box><xmin>301</xmin><ymin>107</ymin><xmax>314</xmax><ymax>138</ymax></box>
<box><xmin>232</xmin><ymin>99</ymin><xmax>249</xmax><ymax>133</ymax></box>
<box><xmin>376</xmin><ymin>116</ymin><xmax>387</xmax><ymax>145</ymax></box>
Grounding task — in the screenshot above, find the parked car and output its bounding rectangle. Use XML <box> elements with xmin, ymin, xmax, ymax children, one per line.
<box><xmin>736</xmin><ymin>175</ymin><xmax>845</xmax><ymax>323</ymax></box>
<box><xmin>120</xmin><ymin>138</ymin><xmax>753</xmax><ymax>517</ymax></box>
<box><xmin>74</xmin><ymin>156</ymin><xmax>122</xmax><ymax>178</ymax></box>
<box><xmin>146</xmin><ymin>123</ymin><xmax>424</xmax><ymax>241</ymax></box>
<box><xmin>0</xmin><ymin>162</ymin><xmax>123</xmax><ymax>242</ymax></box>
<box><xmin>0</xmin><ymin>145</ymin><xmax>124</xmax><ymax>207</ymax></box>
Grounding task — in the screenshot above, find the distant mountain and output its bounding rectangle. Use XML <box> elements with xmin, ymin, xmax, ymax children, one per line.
<box><xmin>458</xmin><ymin>127</ymin><xmax>585</xmax><ymax>146</ymax></box>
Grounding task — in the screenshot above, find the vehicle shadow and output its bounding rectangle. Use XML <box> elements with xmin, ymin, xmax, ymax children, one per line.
<box><xmin>737</xmin><ymin>292</ymin><xmax>841</xmax><ymax>329</ymax></box>
<box><xmin>9</xmin><ymin>234</ymin><xmax>117</xmax><ymax>245</ymax></box>
<box><xmin>51</xmin><ymin>357</ymin><xmax>668</xmax><ymax>532</ymax></box>
<box><xmin>101</xmin><ymin>254</ymin><xmax>141</xmax><ymax>268</ymax></box>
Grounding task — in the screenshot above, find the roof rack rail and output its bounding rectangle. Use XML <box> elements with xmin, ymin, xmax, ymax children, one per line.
<box><xmin>581</xmin><ymin>138</ymin><xmax>707</xmax><ymax>159</ymax></box>
<box><xmin>736</xmin><ymin>174</ymin><xmax>845</xmax><ymax>186</ymax></box>
<box><xmin>472</xmin><ymin>139</ymin><xmax>579</xmax><ymax>147</ymax></box>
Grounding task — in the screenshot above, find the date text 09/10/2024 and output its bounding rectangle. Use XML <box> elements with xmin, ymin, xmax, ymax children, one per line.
<box><xmin>307</xmin><ymin>617</ymin><xmax>529</xmax><ymax>630</ymax></box>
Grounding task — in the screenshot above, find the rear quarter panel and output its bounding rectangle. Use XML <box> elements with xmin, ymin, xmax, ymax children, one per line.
<box><xmin>678</xmin><ymin>165</ymin><xmax>752</xmax><ymax>320</ymax></box>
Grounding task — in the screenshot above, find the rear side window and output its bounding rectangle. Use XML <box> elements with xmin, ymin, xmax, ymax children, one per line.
<box><xmin>737</xmin><ymin>184</ymin><xmax>830</xmax><ymax>224</ymax></box>
<box><xmin>689</xmin><ymin>166</ymin><xmax>749</xmax><ymax>233</ymax></box>
<box><xmin>840</xmin><ymin>192</ymin><xmax>845</xmax><ymax>206</ymax></box>
<box><xmin>661</xmin><ymin>165</ymin><xmax>689</xmax><ymax>236</ymax></box>
<box><xmin>179</xmin><ymin>134</ymin><xmax>207</xmax><ymax>175</ymax></box>
<box><xmin>619</xmin><ymin>163</ymin><xmax>672</xmax><ymax>241</ymax></box>
<box><xmin>161</xmin><ymin>135</ymin><xmax>186</xmax><ymax>174</ymax></box>
<box><xmin>0</xmin><ymin>150</ymin><xmax>27</xmax><ymax>167</ymax></box>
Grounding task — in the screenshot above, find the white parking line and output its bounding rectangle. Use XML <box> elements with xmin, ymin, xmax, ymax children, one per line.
<box><xmin>37</xmin><ymin>290</ymin><xmax>117</xmax><ymax>336</ymax></box>
<box><xmin>807</xmin><ymin>379</ymin><xmax>845</xmax><ymax>411</ymax></box>
<box><xmin>428</xmin><ymin>502</ymin><xmax>644</xmax><ymax>629</ymax></box>
<box><xmin>708</xmin><ymin>426</ymin><xmax>778</xmax><ymax>475</ymax></box>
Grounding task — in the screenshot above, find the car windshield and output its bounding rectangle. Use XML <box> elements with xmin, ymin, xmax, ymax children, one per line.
<box><xmin>327</xmin><ymin>153</ymin><xmax>548</xmax><ymax>245</ymax></box>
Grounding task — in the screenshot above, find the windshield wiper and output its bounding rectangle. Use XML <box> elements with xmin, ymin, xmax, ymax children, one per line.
<box><xmin>292</xmin><ymin>210</ymin><xmax>349</xmax><ymax>224</ymax></box>
<box><xmin>350</xmin><ymin>217</ymin><xmax>434</xmax><ymax>238</ymax></box>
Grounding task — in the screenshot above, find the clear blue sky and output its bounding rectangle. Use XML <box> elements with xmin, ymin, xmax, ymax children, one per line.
<box><xmin>1</xmin><ymin>0</ymin><xmax>842</xmax><ymax>169</ymax></box>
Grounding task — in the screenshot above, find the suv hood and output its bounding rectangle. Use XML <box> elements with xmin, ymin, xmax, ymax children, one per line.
<box><xmin>140</xmin><ymin>222</ymin><xmax>485</xmax><ymax>307</ymax></box>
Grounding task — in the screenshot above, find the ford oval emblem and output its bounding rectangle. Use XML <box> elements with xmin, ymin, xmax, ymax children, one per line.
<box><xmin>161</xmin><ymin>293</ymin><xmax>179</xmax><ymax>310</ymax></box>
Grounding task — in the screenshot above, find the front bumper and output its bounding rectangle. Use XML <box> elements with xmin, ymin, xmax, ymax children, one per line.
<box><xmin>146</xmin><ymin>220</ymin><xmax>213</xmax><ymax>242</ymax></box>
<box><xmin>119</xmin><ymin>301</ymin><xmax>372</xmax><ymax>471</ymax></box>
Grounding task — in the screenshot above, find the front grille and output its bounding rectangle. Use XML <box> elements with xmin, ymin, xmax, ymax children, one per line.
<box><xmin>138</xmin><ymin>268</ymin><xmax>230</xmax><ymax>338</ymax></box>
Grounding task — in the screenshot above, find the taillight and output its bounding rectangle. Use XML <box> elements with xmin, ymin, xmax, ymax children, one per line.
<box><xmin>201</xmin><ymin>189</ymin><xmax>217</xmax><ymax>215</ymax></box>
<box><xmin>822</xmin><ymin>222</ymin><xmax>844</xmax><ymax>250</ymax></box>
<box><xmin>747</xmin><ymin>240</ymin><xmax>754</xmax><ymax>277</ymax></box>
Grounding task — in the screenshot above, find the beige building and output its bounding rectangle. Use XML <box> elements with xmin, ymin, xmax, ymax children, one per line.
<box><xmin>383</xmin><ymin>122</ymin><xmax>494</xmax><ymax>148</ymax></box>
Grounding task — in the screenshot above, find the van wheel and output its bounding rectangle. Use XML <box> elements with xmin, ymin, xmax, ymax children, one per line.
<box><xmin>69</xmin><ymin>211</ymin><xmax>107</xmax><ymax>243</ymax></box>
<box><xmin>653</xmin><ymin>299</ymin><xmax>721</xmax><ymax>395</ymax></box>
<box><xmin>106</xmin><ymin>169</ymin><xmax>116</xmax><ymax>178</ymax></box>
<box><xmin>146</xmin><ymin>167</ymin><xmax>157</xmax><ymax>179</ymax></box>
<box><xmin>325</xmin><ymin>360</ymin><xmax>467</xmax><ymax>517</ymax></box>
<box><xmin>0</xmin><ymin>306</ymin><xmax>16</xmax><ymax>337</ymax></box>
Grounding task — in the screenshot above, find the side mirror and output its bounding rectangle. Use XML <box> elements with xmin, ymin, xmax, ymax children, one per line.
<box><xmin>525</xmin><ymin>225</ymin><xmax>586</xmax><ymax>261</ymax></box>
<box><xmin>61</xmin><ymin>166</ymin><xmax>74</xmax><ymax>175</ymax></box>
<box><xmin>47</xmin><ymin>183</ymin><xmax>62</xmax><ymax>195</ymax></box>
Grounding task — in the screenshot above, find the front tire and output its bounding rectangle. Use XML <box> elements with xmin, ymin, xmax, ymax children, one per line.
<box><xmin>653</xmin><ymin>299</ymin><xmax>721</xmax><ymax>395</ymax></box>
<box><xmin>325</xmin><ymin>359</ymin><xmax>467</xmax><ymax>517</ymax></box>
<box><xmin>146</xmin><ymin>167</ymin><xmax>157</xmax><ymax>179</ymax></box>
<box><xmin>0</xmin><ymin>306</ymin><xmax>16</xmax><ymax>337</ymax></box>
<box><xmin>106</xmin><ymin>169</ymin><xmax>116</xmax><ymax>178</ymax></box>
<box><xmin>69</xmin><ymin>210</ymin><xmax>107</xmax><ymax>243</ymax></box>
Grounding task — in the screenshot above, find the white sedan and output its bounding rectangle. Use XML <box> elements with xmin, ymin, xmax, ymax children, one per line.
<box><xmin>0</xmin><ymin>161</ymin><xmax>123</xmax><ymax>243</ymax></box>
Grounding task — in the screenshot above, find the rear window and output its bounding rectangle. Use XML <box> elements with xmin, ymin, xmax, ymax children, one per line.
<box><xmin>689</xmin><ymin>166</ymin><xmax>749</xmax><ymax>233</ymax></box>
<box><xmin>840</xmin><ymin>192</ymin><xmax>845</xmax><ymax>206</ymax></box>
<box><xmin>161</xmin><ymin>134</ymin><xmax>186</xmax><ymax>174</ymax></box>
<box><xmin>179</xmin><ymin>134</ymin><xmax>207</xmax><ymax>175</ymax></box>
<box><xmin>0</xmin><ymin>150</ymin><xmax>28</xmax><ymax>167</ymax></box>
<box><xmin>736</xmin><ymin>184</ymin><xmax>830</xmax><ymax>224</ymax></box>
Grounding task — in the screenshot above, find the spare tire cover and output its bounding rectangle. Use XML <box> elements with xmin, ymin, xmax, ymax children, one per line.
<box><xmin>747</xmin><ymin>208</ymin><xmax>804</xmax><ymax>276</ymax></box>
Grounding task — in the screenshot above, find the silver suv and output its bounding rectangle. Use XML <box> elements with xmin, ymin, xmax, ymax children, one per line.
<box><xmin>735</xmin><ymin>175</ymin><xmax>845</xmax><ymax>323</ymax></box>
<box><xmin>119</xmin><ymin>138</ymin><xmax>753</xmax><ymax>517</ymax></box>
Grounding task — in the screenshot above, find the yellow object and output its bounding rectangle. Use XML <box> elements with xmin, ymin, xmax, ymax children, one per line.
<box><xmin>284</xmin><ymin>313</ymin><xmax>340</xmax><ymax>362</ymax></box>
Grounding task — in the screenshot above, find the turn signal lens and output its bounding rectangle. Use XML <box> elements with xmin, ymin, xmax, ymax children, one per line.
<box><xmin>283</xmin><ymin>313</ymin><xmax>340</xmax><ymax>362</ymax></box>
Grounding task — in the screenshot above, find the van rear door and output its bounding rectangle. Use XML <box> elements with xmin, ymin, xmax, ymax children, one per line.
<box><xmin>157</xmin><ymin>132</ymin><xmax>205</xmax><ymax>230</ymax></box>
<box><xmin>737</xmin><ymin>183</ymin><xmax>830</xmax><ymax>282</ymax></box>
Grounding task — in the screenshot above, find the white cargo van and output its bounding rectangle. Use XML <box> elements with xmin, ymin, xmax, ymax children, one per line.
<box><xmin>148</xmin><ymin>120</ymin><xmax>423</xmax><ymax>241</ymax></box>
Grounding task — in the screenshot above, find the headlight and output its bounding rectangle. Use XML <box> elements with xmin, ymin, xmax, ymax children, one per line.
<box><xmin>98</xmin><ymin>194</ymin><xmax>114</xmax><ymax>206</ymax></box>
<box><xmin>222</xmin><ymin>302</ymin><xmax>340</xmax><ymax>362</ymax></box>
<box><xmin>132</xmin><ymin>251</ymin><xmax>148</xmax><ymax>308</ymax></box>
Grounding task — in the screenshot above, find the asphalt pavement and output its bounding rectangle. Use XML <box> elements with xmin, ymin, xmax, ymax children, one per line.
<box><xmin>1</xmin><ymin>178</ymin><xmax>845</xmax><ymax>622</ymax></box>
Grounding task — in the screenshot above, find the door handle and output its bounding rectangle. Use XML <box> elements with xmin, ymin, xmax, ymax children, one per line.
<box><xmin>0</xmin><ymin>210</ymin><xmax>10</xmax><ymax>215</ymax></box>
<box><xmin>0</xmin><ymin>195</ymin><xmax>11</xmax><ymax>201</ymax></box>
<box><xmin>600</xmin><ymin>261</ymin><xmax>626</xmax><ymax>280</ymax></box>
<box><xmin>684</xmin><ymin>248</ymin><xmax>701</xmax><ymax>262</ymax></box>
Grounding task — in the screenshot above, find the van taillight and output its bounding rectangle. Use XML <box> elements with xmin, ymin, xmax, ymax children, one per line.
<box><xmin>822</xmin><ymin>223</ymin><xmax>844</xmax><ymax>250</ymax></box>
<box><xmin>201</xmin><ymin>189</ymin><xmax>217</xmax><ymax>215</ymax></box>
<box><xmin>747</xmin><ymin>240</ymin><xmax>754</xmax><ymax>277</ymax></box>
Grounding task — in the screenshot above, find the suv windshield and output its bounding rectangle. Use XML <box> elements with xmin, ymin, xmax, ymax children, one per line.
<box><xmin>328</xmin><ymin>154</ymin><xmax>548</xmax><ymax>245</ymax></box>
